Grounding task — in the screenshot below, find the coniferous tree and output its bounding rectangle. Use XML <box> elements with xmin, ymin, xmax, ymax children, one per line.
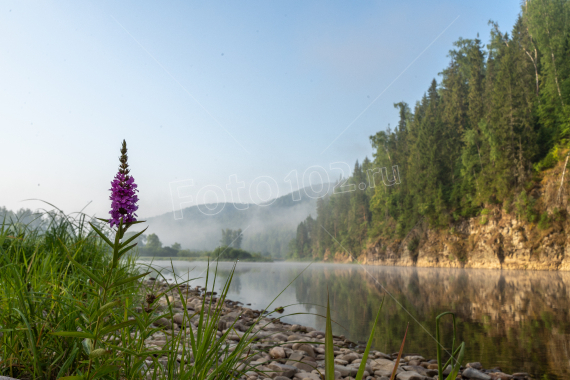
<box><xmin>289</xmin><ymin>2</ymin><xmax>568</xmax><ymax>260</ymax></box>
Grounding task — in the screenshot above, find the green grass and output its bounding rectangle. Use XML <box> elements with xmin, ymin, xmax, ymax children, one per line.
<box><xmin>0</xmin><ymin>211</ymin><xmax>139</xmax><ymax>379</ymax></box>
<box><xmin>1</xmin><ymin>209</ymin><xmax>466</xmax><ymax>380</ymax></box>
<box><xmin>0</xmin><ymin>211</ymin><xmax>260</xmax><ymax>380</ymax></box>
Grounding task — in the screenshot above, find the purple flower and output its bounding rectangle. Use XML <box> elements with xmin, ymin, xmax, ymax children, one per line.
<box><xmin>109</xmin><ymin>140</ymin><xmax>139</xmax><ymax>228</ymax></box>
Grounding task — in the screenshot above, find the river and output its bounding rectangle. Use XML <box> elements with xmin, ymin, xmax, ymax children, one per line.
<box><xmin>139</xmin><ymin>260</ymin><xmax>570</xmax><ymax>379</ymax></box>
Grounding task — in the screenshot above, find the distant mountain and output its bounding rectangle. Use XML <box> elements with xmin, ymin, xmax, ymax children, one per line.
<box><xmin>143</xmin><ymin>184</ymin><xmax>334</xmax><ymax>257</ymax></box>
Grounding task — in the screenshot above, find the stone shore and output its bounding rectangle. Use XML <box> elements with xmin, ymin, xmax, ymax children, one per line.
<box><xmin>140</xmin><ymin>279</ymin><xmax>533</xmax><ymax>380</ymax></box>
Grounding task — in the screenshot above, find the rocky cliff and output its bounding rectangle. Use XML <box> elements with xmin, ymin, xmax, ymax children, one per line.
<box><xmin>328</xmin><ymin>158</ymin><xmax>570</xmax><ymax>271</ymax></box>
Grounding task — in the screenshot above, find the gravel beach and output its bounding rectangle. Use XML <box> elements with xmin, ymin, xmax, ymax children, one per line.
<box><xmin>140</xmin><ymin>279</ymin><xmax>533</xmax><ymax>380</ymax></box>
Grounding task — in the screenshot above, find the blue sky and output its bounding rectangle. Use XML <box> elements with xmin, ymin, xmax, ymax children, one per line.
<box><xmin>1</xmin><ymin>1</ymin><xmax>521</xmax><ymax>219</ymax></box>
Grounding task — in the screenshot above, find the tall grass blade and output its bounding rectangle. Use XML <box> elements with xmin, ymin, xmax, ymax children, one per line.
<box><xmin>355</xmin><ymin>295</ymin><xmax>385</xmax><ymax>380</ymax></box>
<box><xmin>324</xmin><ymin>290</ymin><xmax>336</xmax><ymax>380</ymax></box>
<box><xmin>435</xmin><ymin>312</ymin><xmax>465</xmax><ymax>380</ymax></box>
<box><xmin>109</xmin><ymin>271</ymin><xmax>150</xmax><ymax>289</ymax></box>
<box><xmin>98</xmin><ymin>320</ymin><xmax>137</xmax><ymax>336</ymax></box>
<box><xmin>66</xmin><ymin>253</ymin><xmax>105</xmax><ymax>287</ymax></box>
<box><xmin>51</xmin><ymin>331</ymin><xmax>96</xmax><ymax>339</ymax></box>
<box><xmin>87</xmin><ymin>222</ymin><xmax>113</xmax><ymax>247</ymax></box>
<box><xmin>119</xmin><ymin>227</ymin><xmax>148</xmax><ymax>248</ymax></box>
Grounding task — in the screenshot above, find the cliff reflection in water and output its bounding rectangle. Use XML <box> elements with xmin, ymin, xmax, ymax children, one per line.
<box><xmin>293</xmin><ymin>265</ymin><xmax>570</xmax><ymax>380</ymax></box>
<box><xmin>144</xmin><ymin>261</ymin><xmax>570</xmax><ymax>380</ymax></box>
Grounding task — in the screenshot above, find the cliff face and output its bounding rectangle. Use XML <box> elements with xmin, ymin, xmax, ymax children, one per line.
<box><xmin>330</xmin><ymin>159</ymin><xmax>570</xmax><ymax>271</ymax></box>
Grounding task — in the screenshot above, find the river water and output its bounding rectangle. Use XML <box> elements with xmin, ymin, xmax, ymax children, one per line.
<box><xmin>139</xmin><ymin>260</ymin><xmax>570</xmax><ymax>379</ymax></box>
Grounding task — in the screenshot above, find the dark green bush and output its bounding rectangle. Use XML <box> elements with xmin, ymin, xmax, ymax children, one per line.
<box><xmin>538</xmin><ymin>212</ymin><xmax>551</xmax><ymax>230</ymax></box>
<box><xmin>515</xmin><ymin>191</ymin><xmax>538</xmax><ymax>223</ymax></box>
<box><xmin>407</xmin><ymin>236</ymin><xmax>420</xmax><ymax>255</ymax></box>
<box><xmin>533</xmin><ymin>150</ymin><xmax>559</xmax><ymax>172</ymax></box>
<box><xmin>212</xmin><ymin>246</ymin><xmax>252</xmax><ymax>260</ymax></box>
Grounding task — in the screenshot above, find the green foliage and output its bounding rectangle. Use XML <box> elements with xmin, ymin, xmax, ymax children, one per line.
<box><xmin>515</xmin><ymin>191</ymin><xmax>539</xmax><ymax>223</ymax></box>
<box><xmin>551</xmin><ymin>207</ymin><xmax>566</xmax><ymax>222</ymax></box>
<box><xmin>134</xmin><ymin>230</ymin><xmax>271</xmax><ymax>261</ymax></box>
<box><xmin>0</xmin><ymin>211</ymin><xmax>135</xmax><ymax>379</ymax></box>
<box><xmin>287</xmin><ymin>160</ymin><xmax>373</xmax><ymax>260</ymax></box>
<box><xmin>407</xmin><ymin>236</ymin><xmax>420</xmax><ymax>254</ymax></box>
<box><xmin>134</xmin><ymin>234</ymin><xmax>187</xmax><ymax>257</ymax></box>
<box><xmin>145</xmin><ymin>233</ymin><xmax>162</xmax><ymax>250</ymax></box>
<box><xmin>140</xmin><ymin>245</ymin><xmax>178</xmax><ymax>257</ymax></box>
<box><xmin>534</xmin><ymin>150</ymin><xmax>560</xmax><ymax>172</ymax></box>
<box><xmin>291</xmin><ymin>3</ymin><xmax>569</xmax><ymax>254</ymax></box>
<box><xmin>214</xmin><ymin>246</ymin><xmax>271</xmax><ymax>261</ymax></box>
<box><xmin>503</xmin><ymin>198</ymin><xmax>512</xmax><ymax>214</ymax></box>
<box><xmin>177</xmin><ymin>249</ymin><xmax>207</xmax><ymax>258</ymax></box>
<box><xmin>479</xmin><ymin>208</ymin><xmax>490</xmax><ymax>225</ymax></box>
<box><xmin>538</xmin><ymin>212</ymin><xmax>551</xmax><ymax>230</ymax></box>
<box><xmin>212</xmin><ymin>245</ymin><xmax>252</xmax><ymax>260</ymax></box>
<box><xmin>435</xmin><ymin>312</ymin><xmax>465</xmax><ymax>380</ymax></box>
<box><xmin>0</xmin><ymin>210</ymin><xmax>277</xmax><ymax>379</ymax></box>
<box><xmin>220</xmin><ymin>228</ymin><xmax>243</xmax><ymax>249</ymax></box>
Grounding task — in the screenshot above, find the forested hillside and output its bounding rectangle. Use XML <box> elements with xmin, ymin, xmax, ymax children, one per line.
<box><xmin>143</xmin><ymin>184</ymin><xmax>333</xmax><ymax>257</ymax></box>
<box><xmin>289</xmin><ymin>1</ymin><xmax>570</xmax><ymax>262</ymax></box>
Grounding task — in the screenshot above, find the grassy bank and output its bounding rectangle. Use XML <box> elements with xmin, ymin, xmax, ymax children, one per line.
<box><xmin>0</xmin><ymin>212</ymin><xmax>280</xmax><ymax>380</ymax></box>
<box><xmin>0</xmin><ymin>212</ymin><xmax>140</xmax><ymax>379</ymax></box>
<box><xmin>0</xmin><ymin>210</ymin><xmax>467</xmax><ymax>380</ymax></box>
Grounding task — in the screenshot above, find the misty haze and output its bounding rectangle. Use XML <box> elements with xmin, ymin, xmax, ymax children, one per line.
<box><xmin>3</xmin><ymin>1</ymin><xmax>570</xmax><ymax>380</ymax></box>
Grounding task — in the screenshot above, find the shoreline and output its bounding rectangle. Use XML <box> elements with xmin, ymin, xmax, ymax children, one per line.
<box><xmin>139</xmin><ymin>256</ymin><xmax>568</xmax><ymax>272</ymax></box>
<box><xmin>141</xmin><ymin>278</ymin><xmax>532</xmax><ymax>380</ymax></box>
<box><xmin>138</xmin><ymin>256</ymin><xmax>274</xmax><ymax>263</ymax></box>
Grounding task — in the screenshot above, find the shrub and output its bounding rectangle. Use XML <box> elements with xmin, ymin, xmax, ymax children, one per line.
<box><xmin>515</xmin><ymin>190</ymin><xmax>538</xmax><ymax>223</ymax></box>
<box><xmin>503</xmin><ymin>198</ymin><xmax>512</xmax><ymax>214</ymax></box>
<box><xmin>449</xmin><ymin>240</ymin><xmax>467</xmax><ymax>262</ymax></box>
<box><xmin>533</xmin><ymin>149</ymin><xmax>560</xmax><ymax>172</ymax></box>
<box><xmin>177</xmin><ymin>249</ymin><xmax>205</xmax><ymax>258</ymax></box>
<box><xmin>212</xmin><ymin>246</ymin><xmax>252</xmax><ymax>260</ymax></box>
<box><xmin>407</xmin><ymin>236</ymin><xmax>420</xmax><ymax>254</ymax></box>
<box><xmin>538</xmin><ymin>212</ymin><xmax>550</xmax><ymax>230</ymax></box>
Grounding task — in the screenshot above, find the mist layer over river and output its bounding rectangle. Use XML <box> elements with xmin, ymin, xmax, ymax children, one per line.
<box><xmin>139</xmin><ymin>260</ymin><xmax>570</xmax><ymax>379</ymax></box>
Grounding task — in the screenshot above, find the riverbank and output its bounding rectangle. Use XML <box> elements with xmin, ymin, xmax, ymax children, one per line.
<box><xmin>319</xmin><ymin>207</ymin><xmax>570</xmax><ymax>271</ymax></box>
<box><xmin>287</xmin><ymin>159</ymin><xmax>570</xmax><ymax>272</ymax></box>
<box><xmin>139</xmin><ymin>256</ymin><xmax>273</xmax><ymax>262</ymax></box>
<box><xmin>141</xmin><ymin>277</ymin><xmax>533</xmax><ymax>380</ymax></box>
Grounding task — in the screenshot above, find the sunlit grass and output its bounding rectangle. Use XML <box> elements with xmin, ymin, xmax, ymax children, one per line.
<box><xmin>0</xmin><ymin>210</ymin><xmax>298</xmax><ymax>380</ymax></box>
<box><xmin>1</xmin><ymin>209</ymin><xmax>465</xmax><ymax>380</ymax></box>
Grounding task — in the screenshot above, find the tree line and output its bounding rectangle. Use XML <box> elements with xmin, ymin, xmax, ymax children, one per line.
<box><xmin>289</xmin><ymin>1</ymin><xmax>570</xmax><ymax>260</ymax></box>
<box><xmin>124</xmin><ymin>229</ymin><xmax>271</xmax><ymax>261</ymax></box>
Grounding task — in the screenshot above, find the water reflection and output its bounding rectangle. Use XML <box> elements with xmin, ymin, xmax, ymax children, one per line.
<box><xmin>141</xmin><ymin>260</ymin><xmax>570</xmax><ymax>379</ymax></box>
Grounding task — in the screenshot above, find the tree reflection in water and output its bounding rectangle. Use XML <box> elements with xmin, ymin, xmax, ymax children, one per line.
<box><xmin>145</xmin><ymin>260</ymin><xmax>570</xmax><ymax>380</ymax></box>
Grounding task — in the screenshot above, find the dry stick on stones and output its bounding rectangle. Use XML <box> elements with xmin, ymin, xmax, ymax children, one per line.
<box><xmin>389</xmin><ymin>323</ymin><xmax>409</xmax><ymax>380</ymax></box>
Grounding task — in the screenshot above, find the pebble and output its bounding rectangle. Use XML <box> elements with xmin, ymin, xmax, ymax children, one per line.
<box><xmin>269</xmin><ymin>346</ymin><xmax>286</xmax><ymax>359</ymax></box>
<box><xmin>396</xmin><ymin>371</ymin><xmax>425</xmax><ymax>380</ymax></box>
<box><xmin>462</xmin><ymin>367</ymin><xmax>492</xmax><ymax>380</ymax></box>
<box><xmin>467</xmin><ymin>362</ymin><xmax>483</xmax><ymax>370</ymax></box>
